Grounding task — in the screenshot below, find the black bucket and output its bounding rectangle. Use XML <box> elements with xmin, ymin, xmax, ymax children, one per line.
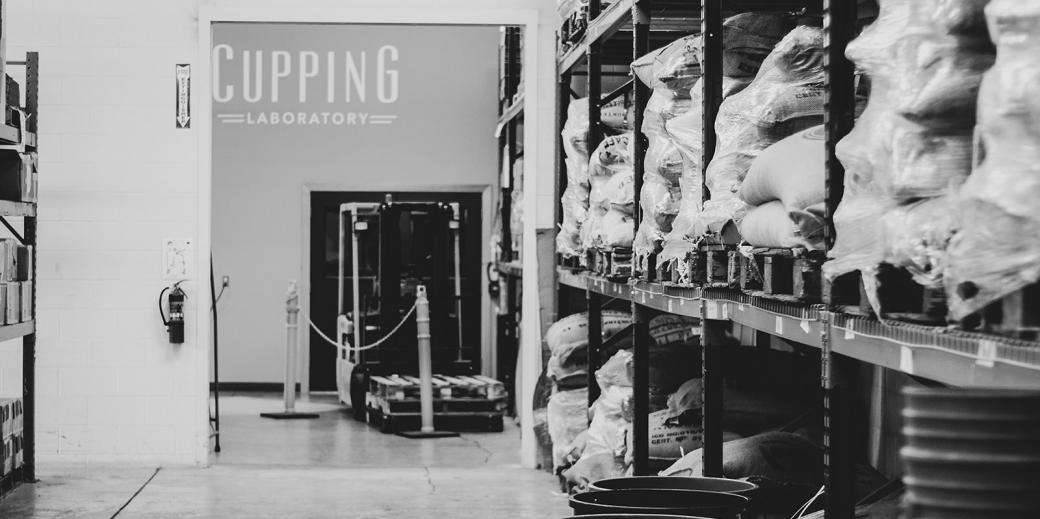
<box><xmin>901</xmin><ymin>388</ymin><xmax>1040</xmax><ymax>518</ymax></box>
<box><xmin>588</xmin><ymin>476</ymin><xmax>757</xmax><ymax>496</ymax></box>
<box><xmin>569</xmin><ymin>489</ymin><xmax>749</xmax><ymax>518</ymax></box>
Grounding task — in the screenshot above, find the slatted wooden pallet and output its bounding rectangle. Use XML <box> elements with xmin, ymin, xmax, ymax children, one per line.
<box><xmin>826</xmin><ymin>265</ymin><xmax>946</xmax><ymax>323</ymax></box>
<box><xmin>589</xmin><ymin>247</ymin><xmax>632</xmax><ymax>281</ymax></box>
<box><xmin>658</xmin><ymin>243</ymin><xmax>739</xmax><ymax>288</ymax></box>
<box><xmin>737</xmin><ymin>248</ymin><xmax>824</xmax><ymax>303</ymax></box>
<box><xmin>959</xmin><ymin>283</ymin><xmax>1040</xmax><ymax>341</ymax></box>
<box><xmin>365</xmin><ymin>374</ymin><xmax>507</xmax><ymax>433</ymax></box>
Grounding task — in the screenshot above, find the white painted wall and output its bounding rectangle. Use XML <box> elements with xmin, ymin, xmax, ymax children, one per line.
<box><xmin>0</xmin><ymin>0</ymin><xmax>207</xmax><ymax>464</ymax></box>
<box><xmin>0</xmin><ymin>0</ymin><xmax>559</xmax><ymax>467</ymax></box>
<box><xmin>210</xmin><ymin>23</ymin><xmax>499</xmax><ymax>386</ymax></box>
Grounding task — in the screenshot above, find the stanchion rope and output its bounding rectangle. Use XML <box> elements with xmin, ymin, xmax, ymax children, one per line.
<box><xmin>298</xmin><ymin>302</ymin><xmax>418</xmax><ymax>353</ymax></box>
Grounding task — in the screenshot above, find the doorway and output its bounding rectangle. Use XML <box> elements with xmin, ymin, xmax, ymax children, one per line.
<box><xmin>308</xmin><ymin>190</ymin><xmax>484</xmax><ymax>391</ymax></box>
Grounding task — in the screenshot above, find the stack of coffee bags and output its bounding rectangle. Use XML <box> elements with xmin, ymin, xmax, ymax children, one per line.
<box><xmin>659</xmin><ymin>13</ymin><xmax>793</xmax><ymax>270</ymax></box>
<box><xmin>945</xmin><ymin>0</ymin><xmax>1040</xmax><ymax>319</ymax></box>
<box><xmin>582</xmin><ymin>132</ymin><xmax>636</xmax><ymax>252</ymax></box>
<box><xmin>824</xmin><ymin>0</ymin><xmax>994</xmax><ymax>308</ymax></box>
<box><xmin>558</xmin><ymin>98</ymin><xmax>592</xmax><ymax>258</ymax></box>
<box><xmin>696</xmin><ymin>25</ymin><xmax>828</xmax><ymax>242</ymax></box>
<box><xmin>630</xmin><ymin>35</ymin><xmax>700</xmax><ymax>271</ymax></box>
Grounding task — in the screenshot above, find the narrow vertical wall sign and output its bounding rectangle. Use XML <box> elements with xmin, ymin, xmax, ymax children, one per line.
<box><xmin>175</xmin><ymin>64</ymin><xmax>191</xmax><ymax>128</ymax></box>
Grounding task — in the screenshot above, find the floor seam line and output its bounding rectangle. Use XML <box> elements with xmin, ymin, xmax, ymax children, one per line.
<box><xmin>110</xmin><ymin>466</ymin><xmax>162</xmax><ymax>518</ymax></box>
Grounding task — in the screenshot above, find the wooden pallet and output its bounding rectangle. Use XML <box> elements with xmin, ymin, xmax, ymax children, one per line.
<box><xmin>558</xmin><ymin>255</ymin><xmax>582</xmax><ymax>270</ymax></box>
<box><xmin>365</xmin><ymin>374</ymin><xmax>507</xmax><ymax>433</ymax></box>
<box><xmin>737</xmin><ymin>248</ymin><xmax>824</xmax><ymax>303</ymax></box>
<box><xmin>659</xmin><ymin>244</ymin><xmax>734</xmax><ymax>287</ymax></box>
<box><xmin>589</xmin><ymin>247</ymin><xmax>632</xmax><ymax>281</ymax></box>
<box><xmin>959</xmin><ymin>283</ymin><xmax>1040</xmax><ymax>341</ymax></box>
<box><xmin>366</xmin><ymin>407</ymin><xmax>505</xmax><ymax>434</ymax></box>
<box><xmin>826</xmin><ymin>265</ymin><xmax>946</xmax><ymax>323</ymax></box>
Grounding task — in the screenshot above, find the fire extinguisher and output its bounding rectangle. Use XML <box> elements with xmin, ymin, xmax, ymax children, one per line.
<box><xmin>160</xmin><ymin>281</ymin><xmax>187</xmax><ymax>344</ymax></box>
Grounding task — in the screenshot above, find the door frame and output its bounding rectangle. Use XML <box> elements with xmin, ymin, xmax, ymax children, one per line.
<box><xmin>300</xmin><ymin>183</ymin><xmax>493</xmax><ymax>394</ymax></box>
<box><xmin>197</xmin><ymin>2</ymin><xmax>550</xmax><ymax>468</ymax></box>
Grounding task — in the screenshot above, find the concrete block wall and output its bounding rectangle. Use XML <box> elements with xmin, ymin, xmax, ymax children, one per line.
<box><xmin>0</xmin><ymin>0</ymin><xmax>207</xmax><ymax>464</ymax></box>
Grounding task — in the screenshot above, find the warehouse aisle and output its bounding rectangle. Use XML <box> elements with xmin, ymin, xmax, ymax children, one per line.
<box><xmin>0</xmin><ymin>394</ymin><xmax>570</xmax><ymax>518</ymax></box>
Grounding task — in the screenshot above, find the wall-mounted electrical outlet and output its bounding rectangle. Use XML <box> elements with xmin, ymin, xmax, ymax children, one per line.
<box><xmin>222</xmin><ymin>275</ymin><xmax>230</xmax><ymax>288</ymax></box>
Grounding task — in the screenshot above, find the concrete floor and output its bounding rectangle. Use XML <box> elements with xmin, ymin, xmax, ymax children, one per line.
<box><xmin>0</xmin><ymin>393</ymin><xmax>571</xmax><ymax>518</ymax></box>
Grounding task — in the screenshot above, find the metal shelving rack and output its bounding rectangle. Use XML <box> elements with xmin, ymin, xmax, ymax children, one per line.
<box><xmin>0</xmin><ymin>50</ymin><xmax>40</xmax><ymax>500</ymax></box>
<box><xmin>494</xmin><ymin>27</ymin><xmax>523</xmax><ymax>413</ymax></box>
<box><xmin>545</xmin><ymin>1</ymin><xmax>1040</xmax><ymax>517</ymax></box>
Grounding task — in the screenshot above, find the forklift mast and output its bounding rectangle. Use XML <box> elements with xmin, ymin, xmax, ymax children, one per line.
<box><xmin>339</xmin><ymin>196</ymin><xmax>473</xmax><ymax>378</ymax></box>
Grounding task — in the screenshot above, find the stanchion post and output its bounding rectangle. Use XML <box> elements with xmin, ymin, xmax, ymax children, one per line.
<box><xmin>416</xmin><ymin>286</ymin><xmax>435</xmax><ymax>433</ymax></box>
<box><xmin>285</xmin><ymin>282</ymin><xmax>299</xmax><ymax>413</ymax></box>
<box><xmin>261</xmin><ymin>281</ymin><xmax>320</xmax><ymax>420</ymax></box>
<box><xmin>398</xmin><ymin>285</ymin><xmax>459</xmax><ymax>439</ymax></box>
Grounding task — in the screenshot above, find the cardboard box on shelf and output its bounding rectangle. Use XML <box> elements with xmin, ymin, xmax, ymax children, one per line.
<box><xmin>6</xmin><ymin>281</ymin><xmax>19</xmax><ymax>324</ymax></box>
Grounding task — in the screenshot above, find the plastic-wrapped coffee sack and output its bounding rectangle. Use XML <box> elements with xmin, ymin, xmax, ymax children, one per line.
<box><xmin>659</xmin><ymin>77</ymin><xmax>753</xmax><ymax>266</ymax></box>
<box><xmin>565</xmin><ymin>349</ymin><xmax>635</xmax><ymax>488</ymax></box>
<box><xmin>715</xmin><ymin>12</ymin><xmax>797</xmax><ymax>77</ymax></box>
<box><xmin>584</xmin><ymin>133</ymin><xmax>634</xmax><ymax>251</ymax></box>
<box><xmin>823</xmin><ymin>92</ymin><xmax>894</xmax><ymax>280</ymax></box>
<box><xmin>547</xmin><ymin>388</ymin><xmax>589</xmax><ymax>471</ymax></box>
<box><xmin>848</xmin><ymin>0</ymin><xmax>993</xmax><ymax>124</ymax></box>
<box><xmin>601</xmin><ymin>209</ymin><xmax>635</xmax><ymax>249</ymax></box>
<box><xmin>738</xmin><ymin>201</ymin><xmax>826</xmax><ymax>250</ymax></box>
<box><xmin>559</xmin><ymin>98</ymin><xmax>592</xmax><ymax>258</ymax></box>
<box><xmin>739</xmin><ymin>125</ymin><xmax>825</xmax><ymax>210</ymax></box>
<box><xmin>697</xmin><ymin>25</ymin><xmax>827</xmax><ymax>238</ymax></box>
<box><xmin>945</xmin><ymin>0</ymin><xmax>1040</xmax><ymax>319</ymax></box>
<box><xmin>631</xmin><ymin>36</ymin><xmax>699</xmax><ymax>261</ymax></box>
<box><xmin>631</xmin><ymin>34</ymin><xmax>702</xmax><ymax>95</ymax></box>
<box><xmin>882</xmin><ymin>196</ymin><xmax>957</xmax><ymax>287</ymax></box>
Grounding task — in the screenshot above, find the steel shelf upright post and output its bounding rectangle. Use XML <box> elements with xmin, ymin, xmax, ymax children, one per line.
<box><xmin>700</xmin><ymin>0</ymin><xmax>723</xmax><ymax>204</ymax></box>
<box><xmin>821</xmin><ymin>0</ymin><xmax>859</xmax><ymax>516</ymax></box>
<box><xmin>631</xmin><ymin>301</ymin><xmax>653</xmax><ymax>476</ymax></box>
<box><xmin>631</xmin><ymin>0</ymin><xmax>651</xmax><ymax>277</ymax></box>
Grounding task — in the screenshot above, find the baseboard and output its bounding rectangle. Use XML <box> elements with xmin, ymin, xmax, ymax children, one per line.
<box><xmin>210</xmin><ymin>382</ymin><xmax>301</xmax><ymax>392</ymax></box>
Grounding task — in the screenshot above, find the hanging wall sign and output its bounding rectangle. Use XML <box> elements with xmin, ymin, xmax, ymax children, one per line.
<box><xmin>176</xmin><ymin>64</ymin><xmax>191</xmax><ymax>128</ymax></box>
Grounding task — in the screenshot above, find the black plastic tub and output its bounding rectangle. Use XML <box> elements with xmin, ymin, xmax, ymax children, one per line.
<box><xmin>569</xmin><ymin>489</ymin><xmax>749</xmax><ymax>518</ymax></box>
<box><xmin>588</xmin><ymin>477</ymin><xmax>758</xmax><ymax>496</ymax></box>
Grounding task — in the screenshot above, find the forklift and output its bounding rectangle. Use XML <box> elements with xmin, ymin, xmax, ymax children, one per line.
<box><xmin>335</xmin><ymin>196</ymin><xmax>506</xmax><ymax>433</ymax></box>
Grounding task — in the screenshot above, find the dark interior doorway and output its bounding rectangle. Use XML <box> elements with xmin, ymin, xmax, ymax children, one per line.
<box><xmin>309</xmin><ymin>191</ymin><xmax>484</xmax><ymax>391</ymax></box>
